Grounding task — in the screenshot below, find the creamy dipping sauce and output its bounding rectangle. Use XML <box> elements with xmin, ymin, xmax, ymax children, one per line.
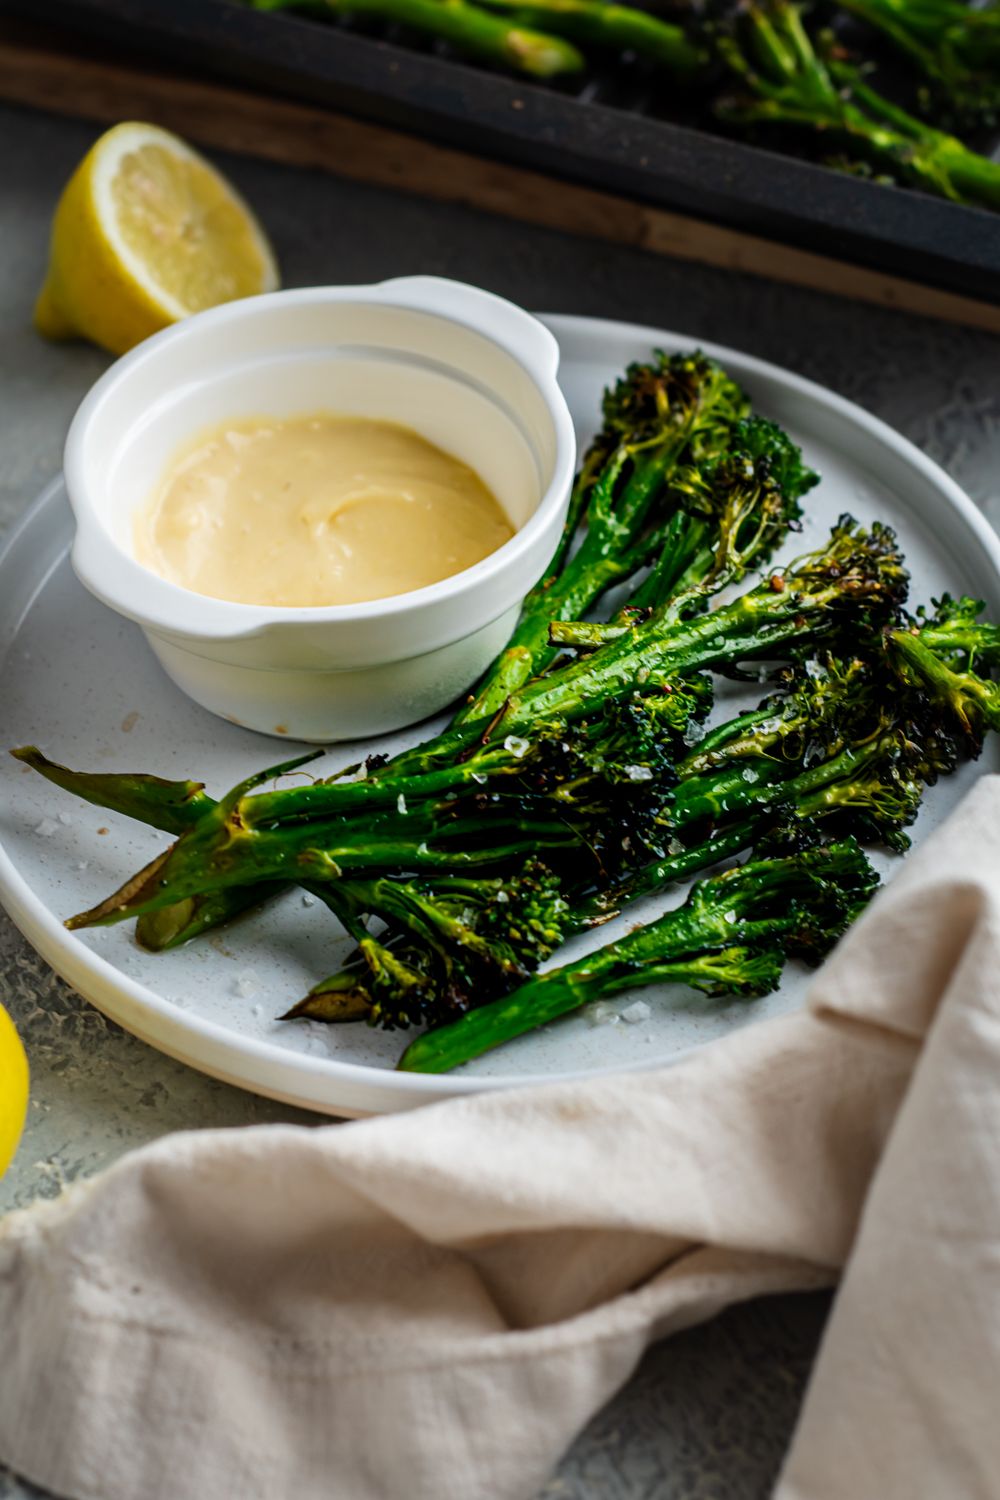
<box><xmin>133</xmin><ymin>413</ymin><xmax>513</xmax><ymax>607</ymax></box>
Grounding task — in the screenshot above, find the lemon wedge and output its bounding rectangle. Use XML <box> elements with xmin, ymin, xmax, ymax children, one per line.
<box><xmin>35</xmin><ymin>121</ymin><xmax>279</xmax><ymax>356</ymax></box>
<box><xmin>0</xmin><ymin>1002</ymin><xmax>28</xmax><ymax>1180</ymax></box>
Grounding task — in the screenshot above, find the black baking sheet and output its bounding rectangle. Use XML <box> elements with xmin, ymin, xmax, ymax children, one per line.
<box><xmin>20</xmin><ymin>0</ymin><xmax>1000</xmax><ymax>303</ymax></box>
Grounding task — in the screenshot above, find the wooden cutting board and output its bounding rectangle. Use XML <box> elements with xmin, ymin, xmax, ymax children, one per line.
<box><xmin>2</xmin><ymin>16</ymin><xmax>999</xmax><ymax>334</ymax></box>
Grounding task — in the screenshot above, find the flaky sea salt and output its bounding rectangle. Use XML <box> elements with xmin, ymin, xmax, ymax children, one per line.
<box><xmin>503</xmin><ymin>735</ymin><xmax>529</xmax><ymax>758</ymax></box>
<box><xmin>57</xmin><ymin>811</ymin><xmax>73</xmax><ymax>826</ymax></box>
<box><xmin>625</xmin><ymin>764</ymin><xmax>654</xmax><ymax>783</ymax></box>
<box><xmin>231</xmin><ymin>973</ymin><xmax>258</xmax><ymax>998</ymax></box>
<box><xmin>621</xmin><ymin>1000</ymin><xmax>652</xmax><ymax>1025</ymax></box>
<box><xmin>724</xmin><ymin>910</ymin><xmax>737</xmax><ymax>925</ymax></box>
<box><xmin>301</xmin><ymin>894</ymin><xmax>316</xmax><ymax>907</ymax></box>
<box><xmin>586</xmin><ymin>1002</ymin><xmax>620</xmax><ymax>1028</ymax></box>
<box><xmin>34</xmin><ymin>818</ymin><xmax>59</xmax><ymax>837</ymax></box>
<box><xmin>397</xmin><ymin>793</ymin><xmax>408</xmax><ymax>815</ymax></box>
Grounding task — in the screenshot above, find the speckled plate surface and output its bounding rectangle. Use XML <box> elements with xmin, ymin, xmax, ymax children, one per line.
<box><xmin>2</xmin><ymin>314</ymin><xmax>999</xmax><ymax>1117</ymax></box>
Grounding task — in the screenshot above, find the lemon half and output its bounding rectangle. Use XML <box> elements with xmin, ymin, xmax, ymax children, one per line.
<box><xmin>35</xmin><ymin>121</ymin><xmax>279</xmax><ymax>356</ymax></box>
<box><xmin>0</xmin><ymin>1003</ymin><xmax>28</xmax><ymax>1180</ymax></box>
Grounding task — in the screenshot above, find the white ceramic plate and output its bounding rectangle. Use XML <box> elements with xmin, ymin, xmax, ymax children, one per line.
<box><xmin>2</xmin><ymin>314</ymin><xmax>999</xmax><ymax>1117</ymax></box>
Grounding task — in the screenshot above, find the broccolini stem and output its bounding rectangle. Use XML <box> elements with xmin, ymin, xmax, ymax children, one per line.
<box><xmin>453</xmin><ymin>353</ymin><xmax>750</xmax><ymax>725</ymax></box>
<box><xmin>580</xmin><ymin>819</ymin><xmax>759</xmax><ymax>918</ymax></box>
<box><xmin>474</xmin><ymin>0</ymin><xmax>706</xmax><ymax>71</ymax></box>
<box><xmin>397</xmin><ymin>946</ymin><xmax>778</xmax><ymax>1071</ymax></box>
<box><xmin>252</xmin><ymin>0</ymin><xmax>586</xmax><ymax>75</ymax></box>
<box><xmin>64</xmin><ymin>815</ymin><xmax>584</xmax><ymax>929</ymax></box>
<box><xmin>397</xmin><ymin>839</ymin><xmax>876</xmax><ymax>1071</ymax></box>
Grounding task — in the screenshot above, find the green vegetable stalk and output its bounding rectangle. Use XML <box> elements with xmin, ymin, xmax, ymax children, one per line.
<box><xmin>453</xmin><ymin>352</ymin><xmax>751</xmax><ymax>725</ymax></box>
<box><xmin>474</xmin><ymin>0</ymin><xmax>707</xmax><ymax>72</ymax></box>
<box><xmin>18</xmin><ymin>320</ymin><xmax>1000</xmax><ymax>1061</ymax></box>
<box><xmin>249</xmin><ymin>0</ymin><xmax>586</xmax><ymax>76</ymax></box>
<box><xmin>397</xmin><ymin>836</ymin><xmax>877</xmax><ymax>1071</ymax></box>
<box><xmin>888</xmin><ymin>596</ymin><xmax>1000</xmax><ymax>740</ymax></box>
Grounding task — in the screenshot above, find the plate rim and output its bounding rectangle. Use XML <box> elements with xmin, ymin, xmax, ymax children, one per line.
<box><xmin>3</xmin><ymin>312</ymin><xmax>999</xmax><ymax>1115</ymax></box>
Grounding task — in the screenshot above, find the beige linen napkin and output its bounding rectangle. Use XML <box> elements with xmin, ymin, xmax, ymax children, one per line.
<box><xmin>2</xmin><ymin>778</ymin><xmax>1000</xmax><ymax>1500</ymax></box>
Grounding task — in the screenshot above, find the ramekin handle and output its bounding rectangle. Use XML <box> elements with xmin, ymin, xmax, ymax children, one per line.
<box><xmin>372</xmin><ymin>275</ymin><xmax>561</xmax><ymax>382</ymax></box>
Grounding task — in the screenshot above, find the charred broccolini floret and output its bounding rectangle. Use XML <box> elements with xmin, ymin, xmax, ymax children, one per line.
<box><xmin>888</xmin><ymin>595</ymin><xmax>1000</xmax><ymax>741</ymax></box>
<box><xmin>284</xmin><ymin>859</ymin><xmax>573</xmax><ymax>1026</ymax></box>
<box><xmin>550</xmin><ymin>413</ymin><xmax>816</xmax><ymax>644</ymax></box>
<box><xmin>609</xmin><ymin>415</ymin><xmax>816</xmax><ymax>624</ymax></box>
<box><xmin>397</xmin><ymin>836</ymin><xmax>878</xmax><ymax>1072</ymax></box>
<box><xmin>454</xmin><ymin>350</ymin><xmax>750</xmax><ymax>724</ymax></box>
<box><xmin>604</xmin><ymin>647</ymin><xmax>951</xmax><ymax>908</ymax></box>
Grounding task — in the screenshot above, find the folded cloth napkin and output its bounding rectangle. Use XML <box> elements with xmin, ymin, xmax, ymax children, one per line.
<box><xmin>2</xmin><ymin>777</ymin><xmax>1000</xmax><ymax>1500</ymax></box>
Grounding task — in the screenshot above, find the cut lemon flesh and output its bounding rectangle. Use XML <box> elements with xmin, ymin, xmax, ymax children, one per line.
<box><xmin>0</xmin><ymin>1003</ymin><xmax>28</xmax><ymax>1180</ymax></box>
<box><xmin>36</xmin><ymin>121</ymin><xmax>279</xmax><ymax>356</ymax></box>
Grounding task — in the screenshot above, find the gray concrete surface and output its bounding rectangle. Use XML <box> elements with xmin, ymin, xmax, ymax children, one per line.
<box><xmin>1</xmin><ymin>102</ymin><xmax>999</xmax><ymax>1500</ymax></box>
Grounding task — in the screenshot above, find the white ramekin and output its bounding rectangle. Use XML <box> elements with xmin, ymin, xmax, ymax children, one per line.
<box><xmin>63</xmin><ymin>276</ymin><xmax>577</xmax><ymax>742</ymax></box>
